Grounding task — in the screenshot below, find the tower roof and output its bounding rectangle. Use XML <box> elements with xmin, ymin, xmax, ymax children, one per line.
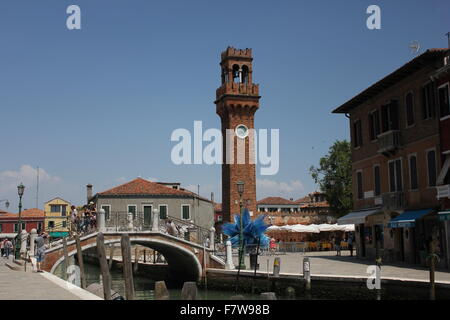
<box><xmin>221</xmin><ymin>47</ymin><xmax>253</xmax><ymax>61</ymax></box>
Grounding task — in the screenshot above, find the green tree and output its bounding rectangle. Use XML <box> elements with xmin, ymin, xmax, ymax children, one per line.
<box><xmin>309</xmin><ymin>140</ymin><xmax>352</xmax><ymax>218</ymax></box>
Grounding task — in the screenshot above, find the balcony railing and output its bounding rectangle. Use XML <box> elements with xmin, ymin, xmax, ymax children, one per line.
<box><xmin>377</xmin><ymin>130</ymin><xmax>401</xmax><ymax>155</ymax></box>
<box><xmin>436</xmin><ymin>185</ymin><xmax>450</xmax><ymax>199</ymax></box>
<box><xmin>381</xmin><ymin>192</ymin><xmax>405</xmax><ymax>211</ymax></box>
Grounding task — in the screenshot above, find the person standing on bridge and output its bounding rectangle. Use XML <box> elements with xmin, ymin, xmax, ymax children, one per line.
<box><xmin>34</xmin><ymin>232</ymin><xmax>47</xmax><ymax>272</ymax></box>
<box><xmin>70</xmin><ymin>205</ymin><xmax>78</xmax><ymax>235</ymax></box>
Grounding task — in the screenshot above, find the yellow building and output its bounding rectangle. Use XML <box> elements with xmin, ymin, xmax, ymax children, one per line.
<box><xmin>44</xmin><ymin>197</ymin><xmax>71</xmax><ymax>238</ymax></box>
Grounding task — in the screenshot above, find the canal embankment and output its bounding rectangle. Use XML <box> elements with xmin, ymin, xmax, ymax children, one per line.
<box><xmin>205</xmin><ymin>268</ymin><xmax>450</xmax><ymax>299</ymax></box>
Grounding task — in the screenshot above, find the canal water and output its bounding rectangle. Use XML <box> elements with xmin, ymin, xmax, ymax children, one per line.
<box><xmin>54</xmin><ymin>258</ymin><xmax>445</xmax><ymax>300</ymax></box>
<box><xmin>54</xmin><ymin>259</ymin><xmax>261</xmax><ymax>300</ymax></box>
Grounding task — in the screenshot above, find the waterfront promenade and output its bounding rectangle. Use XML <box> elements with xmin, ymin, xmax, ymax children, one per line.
<box><xmin>232</xmin><ymin>251</ymin><xmax>450</xmax><ymax>283</ymax></box>
<box><xmin>0</xmin><ymin>256</ymin><xmax>101</xmax><ymax>300</ymax></box>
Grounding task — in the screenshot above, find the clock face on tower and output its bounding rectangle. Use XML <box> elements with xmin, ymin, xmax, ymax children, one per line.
<box><xmin>235</xmin><ymin>124</ymin><xmax>249</xmax><ymax>139</ymax></box>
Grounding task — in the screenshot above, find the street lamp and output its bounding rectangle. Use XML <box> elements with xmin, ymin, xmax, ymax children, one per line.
<box><xmin>236</xmin><ymin>181</ymin><xmax>246</xmax><ymax>270</ymax></box>
<box><xmin>15</xmin><ymin>183</ymin><xmax>25</xmax><ymax>259</ymax></box>
<box><xmin>18</xmin><ymin>183</ymin><xmax>25</xmax><ymax>231</ymax></box>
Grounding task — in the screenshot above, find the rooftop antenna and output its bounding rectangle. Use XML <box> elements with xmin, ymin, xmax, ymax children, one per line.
<box><xmin>36</xmin><ymin>166</ymin><xmax>40</xmax><ymax>209</ymax></box>
<box><xmin>409</xmin><ymin>40</ymin><xmax>421</xmax><ymax>55</ymax></box>
<box><xmin>446</xmin><ymin>32</ymin><xmax>450</xmax><ymax>49</ymax></box>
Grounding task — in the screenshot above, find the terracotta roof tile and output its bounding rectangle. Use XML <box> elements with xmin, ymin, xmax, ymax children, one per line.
<box><xmin>97</xmin><ymin>178</ymin><xmax>205</xmax><ymax>199</ymax></box>
<box><xmin>257</xmin><ymin>197</ymin><xmax>297</xmax><ymax>205</ymax></box>
<box><xmin>0</xmin><ymin>208</ymin><xmax>44</xmax><ymax>219</ymax></box>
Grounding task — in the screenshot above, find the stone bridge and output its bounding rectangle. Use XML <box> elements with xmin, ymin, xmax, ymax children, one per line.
<box><xmin>42</xmin><ymin>231</ymin><xmax>225</xmax><ymax>282</ymax></box>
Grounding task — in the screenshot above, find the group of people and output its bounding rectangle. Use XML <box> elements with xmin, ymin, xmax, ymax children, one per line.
<box><xmin>70</xmin><ymin>203</ymin><xmax>97</xmax><ymax>235</ymax></box>
<box><xmin>0</xmin><ymin>231</ymin><xmax>47</xmax><ymax>272</ymax></box>
<box><xmin>0</xmin><ymin>238</ymin><xmax>13</xmax><ymax>259</ymax></box>
<box><xmin>333</xmin><ymin>233</ymin><xmax>355</xmax><ymax>257</ymax></box>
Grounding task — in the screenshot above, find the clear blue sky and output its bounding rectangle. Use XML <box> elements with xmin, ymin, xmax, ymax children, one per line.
<box><xmin>0</xmin><ymin>0</ymin><xmax>449</xmax><ymax>211</ymax></box>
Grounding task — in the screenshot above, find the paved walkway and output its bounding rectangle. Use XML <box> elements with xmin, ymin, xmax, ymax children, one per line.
<box><xmin>233</xmin><ymin>251</ymin><xmax>450</xmax><ymax>283</ymax></box>
<box><xmin>0</xmin><ymin>256</ymin><xmax>100</xmax><ymax>300</ymax></box>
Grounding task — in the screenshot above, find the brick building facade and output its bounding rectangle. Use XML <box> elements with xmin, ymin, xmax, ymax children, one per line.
<box><xmin>334</xmin><ymin>48</ymin><xmax>450</xmax><ymax>268</ymax></box>
<box><xmin>0</xmin><ymin>208</ymin><xmax>45</xmax><ymax>240</ymax></box>
<box><xmin>216</xmin><ymin>47</ymin><xmax>259</xmax><ymax>222</ymax></box>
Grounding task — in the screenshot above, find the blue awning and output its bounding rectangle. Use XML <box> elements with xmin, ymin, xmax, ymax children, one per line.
<box><xmin>439</xmin><ymin>211</ymin><xmax>450</xmax><ymax>222</ymax></box>
<box><xmin>388</xmin><ymin>209</ymin><xmax>435</xmax><ymax>228</ymax></box>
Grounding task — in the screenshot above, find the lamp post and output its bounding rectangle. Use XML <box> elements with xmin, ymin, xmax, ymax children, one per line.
<box><xmin>236</xmin><ymin>181</ymin><xmax>246</xmax><ymax>270</ymax></box>
<box><xmin>15</xmin><ymin>183</ymin><xmax>25</xmax><ymax>259</ymax></box>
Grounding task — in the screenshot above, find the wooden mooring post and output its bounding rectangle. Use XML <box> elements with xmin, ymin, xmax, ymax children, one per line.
<box><xmin>121</xmin><ymin>233</ymin><xmax>135</xmax><ymax>300</ymax></box>
<box><xmin>303</xmin><ymin>257</ymin><xmax>311</xmax><ymax>299</ymax></box>
<box><xmin>108</xmin><ymin>243</ymin><xmax>115</xmax><ymax>270</ymax></box>
<box><xmin>134</xmin><ymin>246</ymin><xmax>139</xmax><ymax>273</ymax></box>
<box><xmin>96</xmin><ymin>232</ymin><xmax>112</xmax><ymax>300</ymax></box>
<box><xmin>62</xmin><ymin>237</ymin><xmax>69</xmax><ymax>280</ymax></box>
<box><xmin>75</xmin><ymin>234</ymin><xmax>87</xmax><ymax>289</ymax></box>
<box><xmin>181</xmin><ymin>282</ymin><xmax>198</xmax><ymax>300</ymax></box>
<box><xmin>154</xmin><ymin>281</ymin><xmax>170</xmax><ymax>300</ymax></box>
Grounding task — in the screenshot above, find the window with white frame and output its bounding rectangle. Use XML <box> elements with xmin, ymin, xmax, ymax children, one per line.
<box><xmin>181</xmin><ymin>205</ymin><xmax>190</xmax><ymax>220</ymax></box>
<box><xmin>159</xmin><ymin>205</ymin><xmax>168</xmax><ymax>219</ymax></box>
<box><xmin>388</xmin><ymin>158</ymin><xmax>403</xmax><ymax>192</ymax></box>
<box><xmin>405</xmin><ymin>91</ymin><xmax>415</xmax><ymax>127</ymax></box>
<box><xmin>356</xmin><ymin>171</ymin><xmax>363</xmax><ymax>200</ymax></box>
<box><xmin>438</xmin><ymin>83</ymin><xmax>450</xmax><ymax>118</ymax></box>
<box><xmin>409</xmin><ymin>155</ymin><xmax>419</xmax><ymax>190</ymax></box>
<box><xmin>127</xmin><ymin>205</ymin><xmax>137</xmax><ymax>220</ymax></box>
<box><xmin>422</xmin><ymin>82</ymin><xmax>436</xmax><ymax>119</ymax></box>
<box><xmin>427</xmin><ymin>150</ymin><xmax>437</xmax><ymax>187</ymax></box>
<box><xmin>374</xmin><ymin>165</ymin><xmax>381</xmax><ymax>196</ymax></box>
<box><xmin>101</xmin><ymin>205</ymin><xmax>111</xmax><ymax>220</ymax></box>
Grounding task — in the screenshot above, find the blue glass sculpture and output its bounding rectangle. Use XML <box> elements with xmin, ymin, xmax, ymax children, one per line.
<box><xmin>222</xmin><ymin>208</ymin><xmax>270</xmax><ymax>248</ymax></box>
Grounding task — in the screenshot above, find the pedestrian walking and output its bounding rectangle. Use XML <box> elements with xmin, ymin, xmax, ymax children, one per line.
<box><xmin>334</xmin><ymin>234</ymin><xmax>342</xmax><ymax>256</ymax></box>
<box><xmin>34</xmin><ymin>232</ymin><xmax>48</xmax><ymax>272</ymax></box>
<box><xmin>269</xmin><ymin>238</ymin><xmax>276</xmax><ymax>255</ymax></box>
<box><xmin>348</xmin><ymin>233</ymin><xmax>354</xmax><ymax>257</ymax></box>
<box><xmin>4</xmin><ymin>238</ymin><xmax>13</xmax><ymax>259</ymax></box>
<box><xmin>0</xmin><ymin>239</ymin><xmax>4</xmax><ymax>257</ymax></box>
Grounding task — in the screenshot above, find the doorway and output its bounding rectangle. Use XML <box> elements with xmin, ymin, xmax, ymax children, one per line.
<box><xmin>143</xmin><ymin>205</ymin><xmax>152</xmax><ymax>227</ymax></box>
<box><xmin>359</xmin><ymin>224</ymin><xmax>366</xmax><ymax>257</ymax></box>
<box><xmin>394</xmin><ymin>228</ymin><xmax>405</xmax><ymax>262</ymax></box>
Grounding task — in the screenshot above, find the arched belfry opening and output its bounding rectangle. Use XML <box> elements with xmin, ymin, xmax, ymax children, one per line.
<box><xmin>242</xmin><ymin>65</ymin><xmax>249</xmax><ymax>83</ymax></box>
<box><xmin>232</xmin><ymin>64</ymin><xmax>240</xmax><ymax>83</ymax></box>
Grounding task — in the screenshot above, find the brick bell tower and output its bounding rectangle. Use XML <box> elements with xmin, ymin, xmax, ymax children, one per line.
<box><xmin>215</xmin><ymin>47</ymin><xmax>260</xmax><ymax>222</ymax></box>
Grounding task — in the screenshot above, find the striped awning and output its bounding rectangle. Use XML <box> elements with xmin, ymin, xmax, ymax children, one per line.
<box><xmin>388</xmin><ymin>209</ymin><xmax>434</xmax><ymax>228</ymax></box>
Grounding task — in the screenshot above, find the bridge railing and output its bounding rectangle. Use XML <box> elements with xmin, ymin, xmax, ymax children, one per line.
<box><xmin>105</xmin><ymin>211</ymin><xmax>213</xmax><ymax>247</ymax></box>
<box><xmin>46</xmin><ymin>216</ymin><xmax>100</xmax><ymax>248</ymax></box>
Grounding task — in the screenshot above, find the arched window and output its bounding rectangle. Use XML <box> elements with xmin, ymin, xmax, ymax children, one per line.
<box><xmin>232</xmin><ymin>64</ymin><xmax>240</xmax><ymax>83</ymax></box>
<box><xmin>221</xmin><ymin>68</ymin><xmax>226</xmax><ymax>84</ymax></box>
<box><xmin>242</xmin><ymin>65</ymin><xmax>249</xmax><ymax>83</ymax></box>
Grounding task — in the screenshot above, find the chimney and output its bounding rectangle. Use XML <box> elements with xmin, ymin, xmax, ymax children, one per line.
<box><xmin>211</xmin><ymin>192</ymin><xmax>214</xmax><ymax>203</ymax></box>
<box><xmin>86</xmin><ymin>184</ymin><xmax>93</xmax><ymax>203</ymax></box>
